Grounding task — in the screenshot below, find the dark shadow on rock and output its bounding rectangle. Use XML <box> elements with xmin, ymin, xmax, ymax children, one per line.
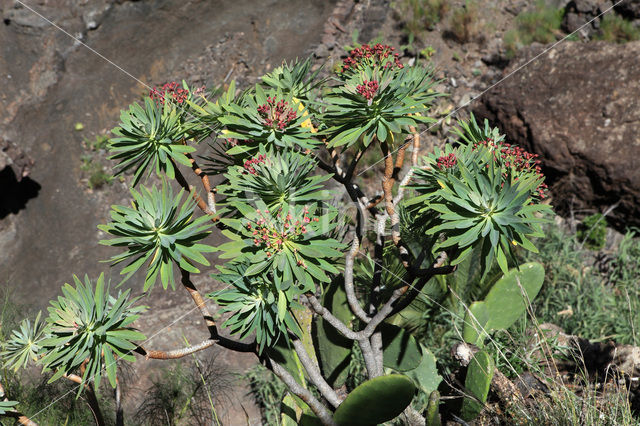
<box><xmin>0</xmin><ymin>167</ymin><xmax>41</xmax><ymax>219</ymax></box>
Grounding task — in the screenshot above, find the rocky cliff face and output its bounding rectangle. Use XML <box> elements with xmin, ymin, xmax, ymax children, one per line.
<box><xmin>0</xmin><ymin>0</ymin><xmax>336</xmax><ymax>422</ymax></box>
<box><xmin>475</xmin><ymin>41</ymin><xmax>640</xmax><ymax>230</ymax></box>
<box><xmin>0</xmin><ymin>0</ymin><xmax>335</xmax><ymax>301</ymax></box>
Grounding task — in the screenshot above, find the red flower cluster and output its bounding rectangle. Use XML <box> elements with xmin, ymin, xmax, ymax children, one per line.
<box><xmin>356</xmin><ymin>80</ymin><xmax>379</xmax><ymax>100</ymax></box>
<box><xmin>149</xmin><ymin>81</ymin><xmax>189</xmax><ymax>104</ymax></box>
<box><xmin>437</xmin><ymin>153</ymin><xmax>457</xmax><ymax>169</ymax></box>
<box><xmin>342</xmin><ymin>43</ymin><xmax>403</xmax><ymax>72</ymax></box>
<box><xmin>243</xmin><ymin>154</ymin><xmax>266</xmax><ymax>175</ymax></box>
<box><xmin>473</xmin><ymin>138</ymin><xmax>548</xmax><ymax>199</ymax></box>
<box><xmin>257</xmin><ymin>97</ymin><xmax>297</xmax><ymax>130</ymax></box>
<box><xmin>247</xmin><ymin>208</ymin><xmax>319</xmax><ymax>262</ymax></box>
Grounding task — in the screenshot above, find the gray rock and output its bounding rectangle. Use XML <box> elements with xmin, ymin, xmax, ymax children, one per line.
<box><xmin>82</xmin><ymin>0</ymin><xmax>113</xmax><ymax>30</ymax></box>
<box><xmin>0</xmin><ymin>137</ymin><xmax>33</xmax><ymax>181</ymax></box>
<box><xmin>615</xmin><ymin>0</ymin><xmax>640</xmax><ymax>18</ymax></box>
<box><xmin>572</xmin><ymin>0</ymin><xmax>600</xmax><ymax>13</ymax></box>
<box><xmin>475</xmin><ymin>41</ymin><xmax>640</xmax><ymax>230</ymax></box>
<box><xmin>3</xmin><ymin>6</ymin><xmax>49</xmax><ymax>28</ymax></box>
<box><xmin>563</xmin><ymin>12</ymin><xmax>585</xmax><ymax>32</ymax></box>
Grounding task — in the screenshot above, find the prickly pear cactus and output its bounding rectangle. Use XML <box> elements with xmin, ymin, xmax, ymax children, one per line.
<box><xmin>281</xmin><ymin>393</ymin><xmax>299</xmax><ymax>426</ymax></box>
<box><xmin>280</xmin><ymin>392</ymin><xmax>322</xmax><ymax>426</ymax></box>
<box><xmin>333</xmin><ymin>374</ymin><xmax>416</xmax><ymax>425</ymax></box>
<box><xmin>313</xmin><ymin>281</ymin><xmax>353</xmax><ymax>387</ymax></box>
<box><xmin>462</xmin><ymin>301</ymin><xmax>489</xmax><ymax>347</ymax></box>
<box><xmin>463</xmin><ymin>262</ymin><xmax>544</xmax><ymax>347</ymax></box>
<box><xmin>381</xmin><ymin>323</ymin><xmax>423</xmax><ymax>371</ymax></box>
<box><xmin>404</xmin><ymin>344</ymin><xmax>442</xmax><ymax>395</ymax></box>
<box><xmin>460</xmin><ymin>350</ymin><xmax>494</xmax><ymax>421</ymax></box>
<box><xmin>484</xmin><ymin>262</ymin><xmax>544</xmax><ymax>330</ymax></box>
<box><xmin>267</xmin><ymin>338</ymin><xmax>307</xmax><ymax>385</ymax></box>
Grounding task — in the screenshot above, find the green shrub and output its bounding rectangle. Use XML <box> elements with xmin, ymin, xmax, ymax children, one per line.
<box><xmin>394</xmin><ymin>0</ymin><xmax>449</xmax><ymax>35</ymax></box>
<box><xmin>80</xmin><ymin>134</ymin><xmax>113</xmax><ymax>189</ymax></box>
<box><xmin>84</xmin><ymin>134</ymin><xmax>110</xmax><ymax>151</ymax></box>
<box><xmin>594</xmin><ymin>14</ymin><xmax>640</xmax><ymax>43</ymax></box>
<box><xmin>80</xmin><ymin>156</ymin><xmax>113</xmax><ymax>189</ymax></box>
<box><xmin>504</xmin><ymin>0</ymin><xmax>564</xmax><ymax>58</ymax></box>
<box><xmin>523</xmin><ymin>223</ymin><xmax>640</xmax><ymax>345</ymax></box>
<box><xmin>576</xmin><ymin>213</ymin><xmax>607</xmax><ymax>250</ymax></box>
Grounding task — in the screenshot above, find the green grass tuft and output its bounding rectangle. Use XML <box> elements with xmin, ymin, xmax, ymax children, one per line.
<box><xmin>448</xmin><ymin>0</ymin><xmax>481</xmax><ymax>44</ymax></box>
<box><xmin>504</xmin><ymin>0</ymin><xmax>564</xmax><ymax>58</ymax></box>
<box><xmin>394</xmin><ymin>0</ymin><xmax>449</xmax><ymax>36</ymax></box>
<box><xmin>594</xmin><ymin>14</ymin><xmax>640</xmax><ymax>43</ymax></box>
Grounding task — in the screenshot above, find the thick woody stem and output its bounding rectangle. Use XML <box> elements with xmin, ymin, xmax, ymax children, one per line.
<box><xmin>358</xmin><ymin>338</ymin><xmax>380</xmax><ymax>379</ymax></box>
<box><xmin>394</xmin><ymin>168</ymin><xmax>415</xmax><ymax>205</ymax></box>
<box><xmin>381</xmin><ymin>141</ymin><xmax>395</xmax><ymax>219</ymax></box>
<box><xmin>268</xmin><ymin>358</ymin><xmax>338</xmax><ymax>426</ymax></box>
<box><xmin>345</xmin><ymin>183</ymin><xmax>368</xmax><ymax>243</ymax></box>
<box><xmin>380</xmin><ymin>138</ymin><xmax>408</xmax><ymax>218</ymax></box>
<box><xmin>371</xmin><ymin>211</ymin><xmax>388</xmax><ymax>313</ymax></box>
<box><xmin>380</xmin><ymin>141</ymin><xmax>412</xmax><ymax>268</ymax></box>
<box><xmin>0</xmin><ymin>380</ymin><xmax>37</xmax><ymax>426</ymax></box>
<box><xmin>394</xmin><ymin>143</ymin><xmax>408</xmax><ymax>177</ymax></box>
<box><xmin>181</xmin><ymin>268</ymin><xmax>217</xmax><ymax>333</ymax></box>
<box><xmin>307</xmin><ymin>297</ymin><xmax>381</xmax><ymax>380</ymax></box>
<box><xmin>369</xmin><ymin>214</ymin><xmax>388</xmax><ymax>375</ymax></box>
<box><xmin>292</xmin><ymin>339</ymin><xmax>342</xmax><ymax>408</ymax></box>
<box><xmin>361</xmin><ymin>258</ymin><xmax>453</xmax><ymax>342</ymax></box>
<box><xmin>391</xmin><ymin>127</ymin><xmax>420</xmax><ymax>206</ymax></box>
<box><xmin>172</xmin><ymin>160</ymin><xmax>217</xmax><ymax>219</ymax></box>
<box><xmin>180</xmin><ymin>269</ymin><xmax>254</xmax><ymax>351</ymax></box>
<box><xmin>370</xmin><ymin>331</ymin><xmax>384</xmax><ymax>377</ymax></box>
<box><xmin>409</xmin><ymin>125</ymin><xmax>420</xmax><ymax>167</ymax></box>
<box><xmin>391</xmin><ymin>254</ymin><xmax>452</xmax><ymax>315</ymax></box>
<box><xmin>316</xmin><ymin>151</ymin><xmax>341</xmax><ymax>180</ymax></box>
<box><xmin>345</xmin><ymin>143</ymin><xmax>370</xmax><ymax>181</ymax></box>
<box><xmin>139</xmin><ymin>270</ymin><xmax>255</xmax><ymax>358</ymax></box>
<box><xmin>143</xmin><ymin>339</ymin><xmax>217</xmax><ymax>360</ymax></box>
<box><xmin>186</xmin><ymin>152</ymin><xmax>217</xmax><ymax>215</ymax></box>
<box><xmin>344</xmin><ymin>236</ymin><xmax>370</xmax><ymax>323</ymax></box>
<box><xmin>366</xmin><ymin>195</ymin><xmax>384</xmax><ymax>210</ymax></box>
<box><xmin>403</xmin><ymin>405</ymin><xmax>426</xmax><ymax>426</ymax></box>
<box><xmin>329</xmin><ymin>147</ymin><xmax>345</xmax><ymax>178</ymax></box>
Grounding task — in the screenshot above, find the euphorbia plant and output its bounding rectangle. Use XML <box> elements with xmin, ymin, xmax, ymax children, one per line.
<box><xmin>0</xmin><ymin>44</ymin><xmax>552</xmax><ymax>425</ymax></box>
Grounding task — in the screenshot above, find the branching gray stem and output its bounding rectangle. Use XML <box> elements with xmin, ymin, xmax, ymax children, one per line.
<box><xmin>292</xmin><ymin>339</ymin><xmax>342</xmax><ymax>408</ymax></box>
<box><xmin>142</xmin><ymin>339</ymin><xmax>217</xmax><ymax>360</ymax></box>
<box><xmin>268</xmin><ymin>358</ymin><xmax>338</xmax><ymax>426</ymax></box>
<box><xmin>370</xmin><ymin>331</ymin><xmax>384</xmax><ymax>376</ymax></box>
<box><xmin>344</xmin><ymin>236</ymin><xmax>371</xmax><ymax>323</ymax></box>
<box><xmin>357</xmin><ymin>338</ymin><xmax>380</xmax><ymax>379</ymax></box>
<box><xmin>306</xmin><ymin>295</ymin><xmax>359</xmax><ymax>340</ymax></box>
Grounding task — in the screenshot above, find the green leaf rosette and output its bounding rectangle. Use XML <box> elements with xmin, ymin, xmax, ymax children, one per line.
<box><xmin>109</xmin><ymin>97</ymin><xmax>197</xmax><ymax>186</ymax></box>
<box><xmin>99</xmin><ymin>181</ymin><xmax>215</xmax><ymax>291</ymax></box>
<box><xmin>408</xmin><ymin>116</ymin><xmax>551</xmax><ymax>275</ymax></box>
<box><xmin>39</xmin><ymin>274</ymin><xmax>146</xmax><ymax>395</ymax></box>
